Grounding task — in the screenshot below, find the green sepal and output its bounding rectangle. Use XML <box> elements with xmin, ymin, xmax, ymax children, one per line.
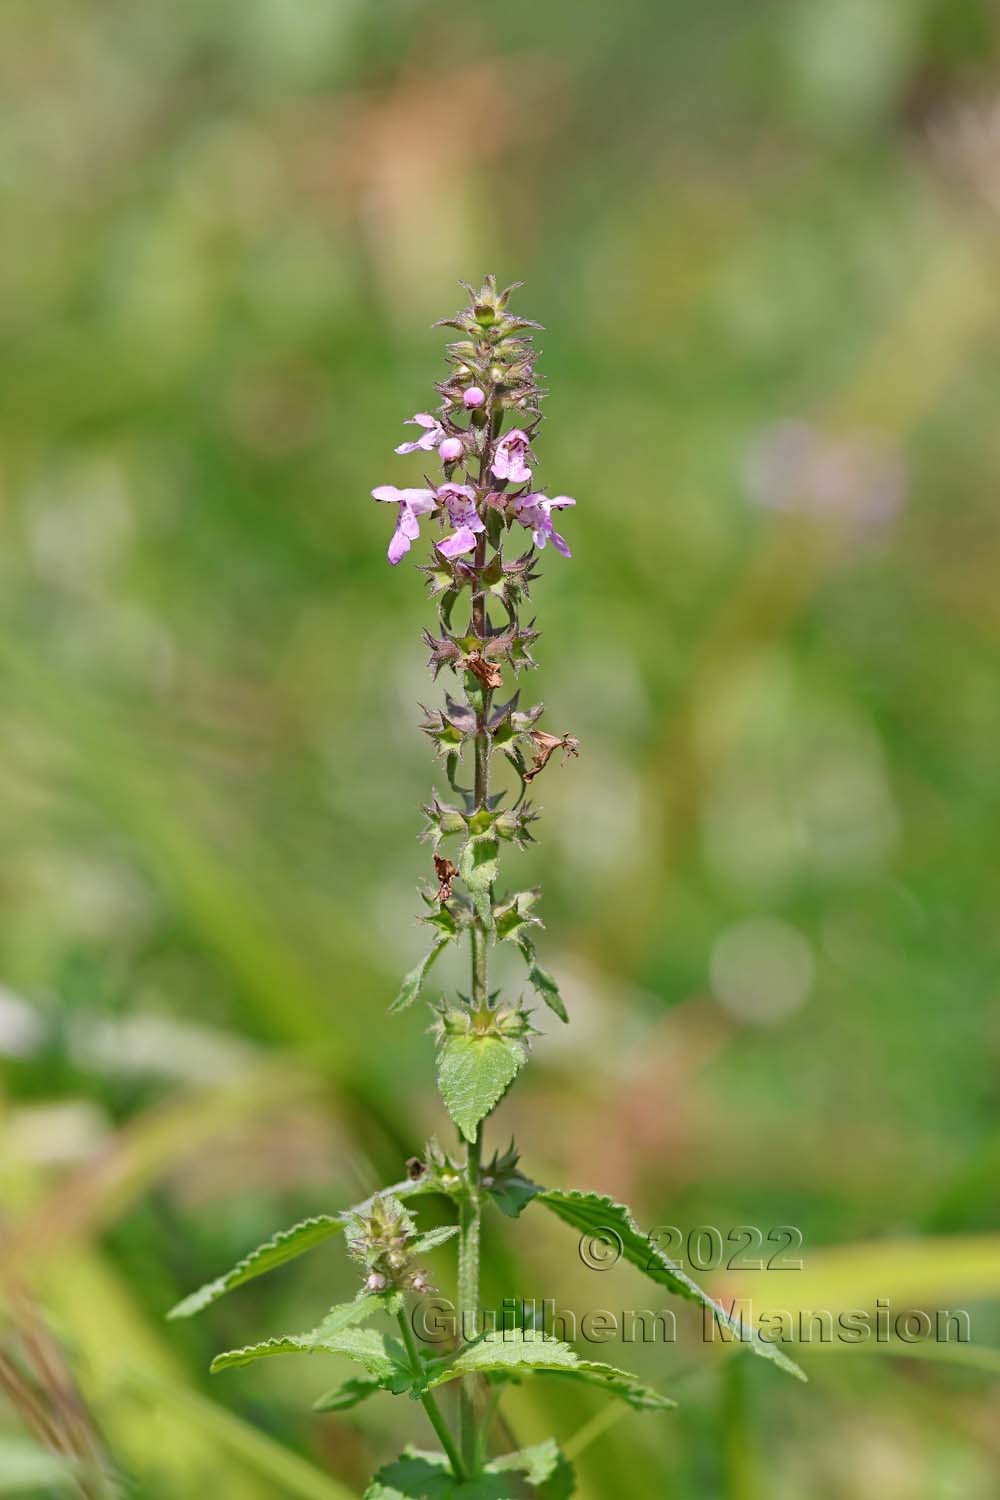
<box><xmin>422</xmin><ymin>901</ymin><xmax>463</xmax><ymax>938</ymax></box>
<box><xmin>532</xmin><ymin>1189</ymin><xmax>806</xmax><ymax>1381</ymax></box>
<box><xmin>482</xmin><ymin>1140</ymin><xmax>538</xmax><ymax>1219</ymax></box>
<box><xmin>342</xmin><ymin>1192</ymin><xmax>416</xmax><ymax>1269</ymax></box>
<box><xmin>437</xmin><ymin>1032</ymin><xmax>527</xmax><ymax>1142</ymax></box>
<box><xmin>515</xmin><ymin>934</ymin><xmax>568</xmax><ymax>1023</ymax></box>
<box><xmin>488</xmin><ymin>1174</ymin><xmax>539</xmax><ymax>1218</ymax></box>
<box><xmin>389</xmin><ymin>935</ymin><xmax>452</xmax><ymax>1015</ymax></box>
<box><xmin>409</xmin><ymin>1224</ymin><xmax>460</xmax><ymax>1256</ymax></box>
<box><xmin>420</xmin><ymin>794</ymin><xmax>467</xmax><ymax>849</ymax></box>
<box><xmin>494</xmin><ymin>888</ymin><xmax>542</xmax><ymax>943</ymax></box>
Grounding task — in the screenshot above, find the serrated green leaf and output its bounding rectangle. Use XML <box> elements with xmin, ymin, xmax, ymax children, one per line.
<box><xmin>364</xmin><ymin>1450</ymin><xmax>496</xmax><ymax>1499</ymax></box>
<box><xmin>410</xmin><ymin>1223</ymin><xmax>461</xmax><ymax>1256</ymax></box>
<box><xmin>312</xmin><ymin>1292</ymin><xmax>403</xmax><ymax>1336</ymax></box>
<box><xmin>427</xmin><ymin>1328</ymin><xmax>578</xmax><ymax>1383</ymax></box>
<box><xmin>422</xmin><ymin>1329</ymin><xmax>671</xmax><ymax>1414</ymax></box>
<box><xmin>365</xmin><ymin>1444</ymin><xmax>575</xmax><ymax>1500</ymax></box>
<box><xmin>437</xmin><ymin>1033</ymin><xmax>526</xmax><ymax>1142</ymax></box>
<box><xmin>212</xmin><ymin>1321</ymin><xmax>410</xmax><ymax>1386</ymax></box>
<box><xmin>168</xmin><ymin>1216</ymin><xmax>344</xmax><ymax>1319</ymax></box>
<box><xmin>538</xmin><ymin>1361</ymin><xmax>675</xmax><ymax>1412</ymax></box>
<box><xmin>491</xmin><ymin>1439</ymin><xmax>576</xmax><ymax>1497</ymax></box>
<box><xmin>534</xmin><ymin>1189</ymin><xmax>805</xmax><ymax>1381</ymax></box>
<box><xmin>390</xmin><ymin>936</ymin><xmax>452</xmax><ymax>1015</ymax></box>
<box><xmin>515</xmin><ymin>935</ymin><xmax>568</xmax><ymax>1022</ymax></box>
<box><xmin>312</xmin><ymin>1375</ymin><xmax>385</xmax><ymax>1412</ymax></box>
<box><xmin>210</xmin><ymin>1293</ymin><xmax>386</xmax><ymax>1372</ymax></box>
<box><xmin>211</xmin><ymin>1333</ymin><xmax>321</xmax><ymax>1372</ymax></box>
<box><xmin>169</xmin><ymin>1179</ymin><xmax>431</xmax><ymax>1319</ymax></box>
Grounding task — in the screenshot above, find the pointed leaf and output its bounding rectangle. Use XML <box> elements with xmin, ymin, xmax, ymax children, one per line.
<box><xmin>169</xmin><ymin>1179</ymin><xmax>434</xmax><ymax>1319</ymax></box>
<box><xmin>212</xmin><ymin>1322</ymin><xmax>410</xmax><ymax>1386</ymax></box>
<box><xmin>515</xmin><ymin>936</ymin><xmax>568</xmax><ymax>1023</ymax></box>
<box><xmin>313</xmin><ymin>1375</ymin><xmax>385</xmax><ymax>1412</ymax></box>
<box><xmin>211</xmin><ymin>1293</ymin><xmax>387</xmax><ymax>1371</ymax></box>
<box><xmin>390</xmin><ymin>936</ymin><xmax>452</xmax><ymax>1015</ymax></box>
<box><xmin>431</xmin><ymin>1328</ymin><xmax>577</xmax><ymax>1382</ymax></box>
<box><xmin>168</xmin><ymin>1216</ymin><xmax>343</xmax><ymax>1319</ymax></box>
<box><xmin>437</xmin><ymin>1033</ymin><xmax>526</xmax><ymax>1142</ymax></box>
<box><xmin>534</xmin><ymin>1189</ymin><xmax>805</xmax><ymax>1381</ymax></box>
<box><xmin>365</xmin><ymin>1445</ymin><xmax>574</xmax><ymax>1499</ymax></box>
<box><xmin>364</xmin><ymin>1450</ymin><xmax>498</xmax><ymax>1499</ymax></box>
<box><xmin>423</xmin><ymin>1331</ymin><xmax>671</xmax><ymax>1414</ymax></box>
<box><xmin>491</xmin><ymin>1440</ymin><xmax>576</xmax><ymax>1497</ymax></box>
<box><xmin>537</xmin><ymin>1361</ymin><xmax>675</xmax><ymax>1412</ymax></box>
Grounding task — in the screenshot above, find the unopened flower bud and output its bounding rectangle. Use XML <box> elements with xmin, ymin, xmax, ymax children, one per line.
<box><xmin>439</xmin><ymin>437</ymin><xmax>464</xmax><ymax>463</ymax></box>
<box><xmin>366</xmin><ymin>1272</ymin><xmax>387</xmax><ymax>1292</ymax></box>
<box><xmin>464</xmin><ymin>387</ymin><xmax>485</xmax><ymax>409</ymax></box>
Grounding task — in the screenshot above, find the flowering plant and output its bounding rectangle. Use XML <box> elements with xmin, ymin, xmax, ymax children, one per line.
<box><xmin>169</xmin><ymin>278</ymin><xmax>801</xmax><ymax>1496</ymax></box>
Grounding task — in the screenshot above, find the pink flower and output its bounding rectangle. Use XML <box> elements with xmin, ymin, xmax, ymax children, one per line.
<box><xmin>437</xmin><ymin>483</ymin><xmax>484</xmax><ymax>558</ymax></box>
<box><xmin>513</xmin><ymin>492</ymin><xmax>575</xmax><ymax>557</ymax></box>
<box><xmin>395</xmin><ymin>413</ymin><xmax>445</xmax><ymax>455</ymax></box>
<box><xmin>372</xmin><ymin>485</ymin><xmax>437</xmax><ymax>565</ymax></box>
<box><xmin>492</xmin><ymin>428</ymin><xmax>533</xmax><ymax>484</ymax></box>
<box><xmin>463</xmin><ymin>387</ymin><xmax>486</xmax><ymax>409</ymax></box>
<box><xmin>439</xmin><ymin>436</ymin><xmax>464</xmax><ymax>464</ymax></box>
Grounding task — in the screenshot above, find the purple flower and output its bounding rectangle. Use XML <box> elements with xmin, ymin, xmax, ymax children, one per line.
<box><xmin>463</xmin><ymin>387</ymin><xmax>486</xmax><ymax>409</ymax></box>
<box><xmin>439</xmin><ymin>436</ymin><xmax>464</xmax><ymax>464</ymax></box>
<box><xmin>492</xmin><ymin>428</ymin><xmax>533</xmax><ymax>484</ymax></box>
<box><xmin>513</xmin><ymin>492</ymin><xmax>575</xmax><ymax>557</ymax></box>
<box><xmin>372</xmin><ymin>485</ymin><xmax>437</xmax><ymax>565</ymax></box>
<box><xmin>395</xmin><ymin>413</ymin><xmax>445</xmax><ymax>455</ymax></box>
<box><xmin>437</xmin><ymin>483</ymin><xmax>484</xmax><ymax>558</ymax></box>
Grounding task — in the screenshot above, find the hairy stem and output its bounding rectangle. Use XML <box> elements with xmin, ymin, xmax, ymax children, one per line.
<box><xmin>457</xmin><ymin>524</ymin><xmax>491</xmax><ymax>1474</ymax></box>
<box><xmin>396</xmin><ymin>1311</ymin><xmax>466</xmax><ymax>1481</ymax></box>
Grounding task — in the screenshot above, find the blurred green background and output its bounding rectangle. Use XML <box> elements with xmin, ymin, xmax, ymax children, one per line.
<box><xmin>2</xmin><ymin>0</ymin><xmax>1000</xmax><ymax>1495</ymax></box>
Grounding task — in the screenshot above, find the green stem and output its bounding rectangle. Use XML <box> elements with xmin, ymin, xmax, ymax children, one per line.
<box><xmin>457</xmin><ymin>528</ymin><xmax>492</xmax><ymax>1475</ymax></box>
<box><xmin>396</xmin><ymin>1311</ymin><xmax>466</xmax><ymax>1482</ymax></box>
<box><xmin>458</xmin><ymin>1120</ymin><xmax>483</xmax><ymax>1473</ymax></box>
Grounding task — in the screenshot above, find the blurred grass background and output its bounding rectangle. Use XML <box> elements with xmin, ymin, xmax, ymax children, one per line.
<box><xmin>1</xmin><ymin>0</ymin><xmax>1000</xmax><ymax>1494</ymax></box>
